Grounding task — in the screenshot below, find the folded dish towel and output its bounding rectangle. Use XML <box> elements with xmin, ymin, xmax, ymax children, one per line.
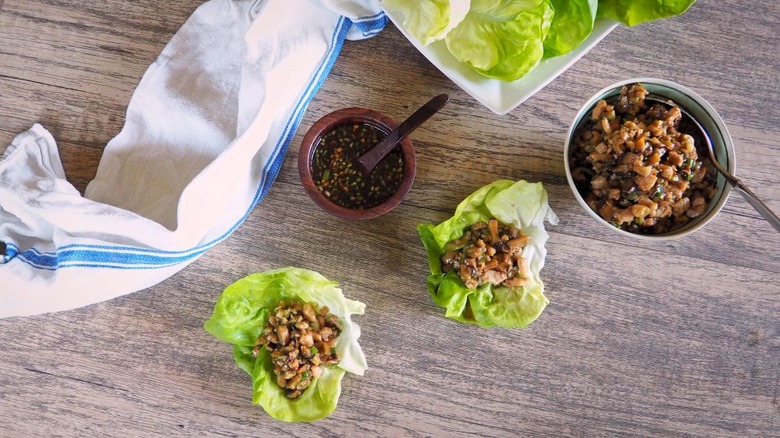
<box><xmin>0</xmin><ymin>0</ymin><xmax>386</xmax><ymax>318</ymax></box>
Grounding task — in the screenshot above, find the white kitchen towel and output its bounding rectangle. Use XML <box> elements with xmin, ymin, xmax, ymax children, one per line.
<box><xmin>0</xmin><ymin>0</ymin><xmax>386</xmax><ymax>317</ymax></box>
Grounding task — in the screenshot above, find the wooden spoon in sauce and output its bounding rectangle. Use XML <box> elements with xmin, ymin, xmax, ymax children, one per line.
<box><xmin>356</xmin><ymin>94</ymin><xmax>449</xmax><ymax>175</ymax></box>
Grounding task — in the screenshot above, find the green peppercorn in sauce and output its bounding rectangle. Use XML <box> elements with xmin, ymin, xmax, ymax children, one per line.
<box><xmin>311</xmin><ymin>122</ymin><xmax>404</xmax><ymax>210</ymax></box>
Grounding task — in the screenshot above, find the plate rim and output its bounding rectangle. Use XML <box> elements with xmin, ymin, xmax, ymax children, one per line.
<box><xmin>383</xmin><ymin>10</ymin><xmax>619</xmax><ymax>115</ymax></box>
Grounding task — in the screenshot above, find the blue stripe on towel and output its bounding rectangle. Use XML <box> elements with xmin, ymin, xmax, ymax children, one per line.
<box><xmin>351</xmin><ymin>11</ymin><xmax>387</xmax><ymax>37</ymax></box>
<box><xmin>12</xmin><ymin>15</ymin><xmax>364</xmax><ymax>271</ymax></box>
<box><xmin>253</xmin><ymin>16</ymin><xmax>353</xmax><ymax>209</ymax></box>
<box><xmin>15</xmin><ymin>244</ymin><xmax>210</xmax><ymax>270</ymax></box>
<box><xmin>2</xmin><ymin>242</ymin><xmax>19</xmax><ymax>264</ymax></box>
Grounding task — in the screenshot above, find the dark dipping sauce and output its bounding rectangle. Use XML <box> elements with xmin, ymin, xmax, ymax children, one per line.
<box><xmin>311</xmin><ymin>122</ymin><xmax>404</xmax><ymax>210</ymax></box>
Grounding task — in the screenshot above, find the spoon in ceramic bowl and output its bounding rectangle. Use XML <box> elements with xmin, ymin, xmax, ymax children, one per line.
<box><xmin>646</xmin><ymin>94</ymin><xmax>780</xmax><ymax>233</ymax></box>
<box><xmin>356</xmin><ymin>94</ymin><xmax>449</xmax><ymax>175</ymax></box>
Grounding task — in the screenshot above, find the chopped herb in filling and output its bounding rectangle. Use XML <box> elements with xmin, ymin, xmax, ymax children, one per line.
<box><xmin>253</xmin><ymin>300</ymin><xmax>342</xmax><ymax>399</ymax></box>
<box><xmin>440</xmin><ymin>218</ymin><xmax>531</xmax><ymax>289</ymax></box>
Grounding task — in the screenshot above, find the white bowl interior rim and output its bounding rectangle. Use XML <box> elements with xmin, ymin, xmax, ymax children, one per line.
<box><xmin>563</xmin><ymin>77</ymin><xmax>735</xmax><ymax>239</ymax></box>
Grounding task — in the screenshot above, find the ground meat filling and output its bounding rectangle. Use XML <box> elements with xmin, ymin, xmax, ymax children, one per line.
<box><xmin>570</xmin><ymin>83</ymin><xmax>717</xmax><ymax>234</ymax></box>
<box><xmin>253</xmin><ymin>300</ymin><xmax>342</xmax><ymax>399</ymax></box>
<box><xmin>440</xmin><ymin>218</ymin><xmax>531</xmax><ymax>289</ymax></box>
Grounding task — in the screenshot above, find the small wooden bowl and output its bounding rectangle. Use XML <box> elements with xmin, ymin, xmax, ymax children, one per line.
<box><xmin>298</xmin><ymin>107</ymin><xmax>417</xmax><ymax>220</ymax></box>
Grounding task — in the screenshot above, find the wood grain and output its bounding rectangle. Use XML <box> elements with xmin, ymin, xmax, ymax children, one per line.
<box><xmin>1</xmin><ymin>0</ymin><xmax>778</xmax><ymax>437</ymax></box>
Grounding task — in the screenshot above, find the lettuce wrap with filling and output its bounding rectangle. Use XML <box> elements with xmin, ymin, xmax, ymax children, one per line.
<box><xmin>418</xmin><ymin>180</ymin><xmax>558</xmax><ymax>328</ymax></box>
<box><xmin>204</xmin><ymin>267</ymin><xmax>367</xmax><ymax>422</ymax></box>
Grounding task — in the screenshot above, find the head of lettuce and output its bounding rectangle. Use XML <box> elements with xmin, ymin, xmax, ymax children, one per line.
<box><xmin>418</xmin><ymin>180</ymin><xmax>558</xmax><ymax>328</ymax></box>
<box><xmin>204</xmin><ymin>267</ymin><xmax>367</xmax><ymax>422</ymax></box>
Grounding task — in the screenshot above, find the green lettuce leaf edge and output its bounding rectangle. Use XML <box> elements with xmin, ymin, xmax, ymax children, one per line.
<box><xmin>203</xmin><ymin>267</ymin><xmax>367</xmax><ymax>422</ymax></box>
<box><xmin>417</xmin><ymin>180</ymin><xmax>558</xmax><ymax>328</ymax></box>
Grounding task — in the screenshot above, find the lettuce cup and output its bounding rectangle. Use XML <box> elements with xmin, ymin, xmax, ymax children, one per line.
<box><xmin>204</xmin><ymin>267</ymin><xmax>367</xmax><ymax>422</ymax></box>
<box><xmin>418</xmin><ymin>180</ymin><xmax>558</xmax><ymax>328</ymax></box>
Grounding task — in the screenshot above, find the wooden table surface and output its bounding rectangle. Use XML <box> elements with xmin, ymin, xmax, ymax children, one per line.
<box><xmin>1</xmin><ymin>1</ymin><xmax>778</xmax><ymax>436</ymax></box>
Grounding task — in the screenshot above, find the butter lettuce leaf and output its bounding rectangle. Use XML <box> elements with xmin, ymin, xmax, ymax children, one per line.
<box><xmin>418</xmin><ymin>180</ymin><xmax>558</xmax><ymax>328</ymax></box>
<box><xmin>204</xmin><ymin>267</ymin><xmax>367</xmax><ymax>422</ymax></box>
<box><xmin>544</xmin><ymin>0</ymin><xmax>599</xmax><ymax>57</ymax></box>
<box><xmin>597</xmin><ymin>0</ymin><xmax>696</xmax><ymax>26</ymax></box>
<box><xmin>381</xmin><ymin>0</ymin><xmax>470</xmax><ymax>45</ymax></box>
<box><xmin>444</xmin><ymin>0</ymin><xmax>555</xmax><ymax>81</ymax></box>
<box><xmin>385</xmin><ymin>0</ymin><xmax>696</xmax><ymax>82</ymax></box>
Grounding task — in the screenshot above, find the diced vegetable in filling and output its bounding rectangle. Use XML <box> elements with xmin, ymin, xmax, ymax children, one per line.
<box><xmin>570</xmin><ymin>83</ymin><xmax>717</xmax><ymax>234</ymax></box>
<box><xmin>253</xmin><ymin>300</ymin><xmax>342</xmax><ymax>399</ymax></box>
<box><xmin>440</xmin><ymin>218</ymin><xmax>531</xmax><ymax>289</ymax></box>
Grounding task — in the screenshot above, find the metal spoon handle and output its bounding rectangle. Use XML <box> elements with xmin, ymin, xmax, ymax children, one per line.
<box><xmin>732</xmin><ymin>181</ymin><xmax>780</xmax><ymax>233</ymax></box>
<box><xmin>357</xmin><ymin>94</ymin><xmax>449</xmax><ymax>174</ymax></box>
<box><xmin>645</xmin><ymin>94</ymin><xmax>780</xmax><ymax>233</ymax></box>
